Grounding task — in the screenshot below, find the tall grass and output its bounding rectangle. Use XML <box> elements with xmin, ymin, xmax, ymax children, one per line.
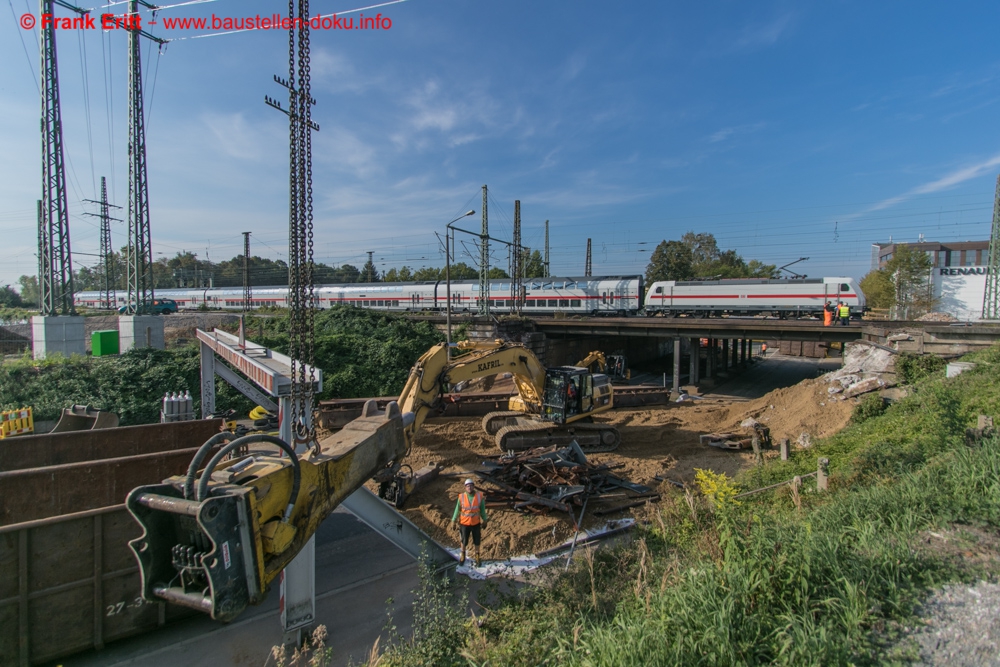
<box><xmin>381</xmin><ymin>345</ymin><xmax>1000</xmax><ymax>666</ymax></box>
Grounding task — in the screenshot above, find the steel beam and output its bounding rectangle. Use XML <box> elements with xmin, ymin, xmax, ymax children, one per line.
<box><xmin>340</xmin><ymin>487</ymin><xmax>455</xmax><ymax>567</ymax></box>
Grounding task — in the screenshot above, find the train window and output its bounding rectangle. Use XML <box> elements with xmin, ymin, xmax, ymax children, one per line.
<box><xmin>393</xmin><ymin>300</ymin><xmax>399</xmax><ymax>306</ymax></box>
<box><xmin>565</xmin><ymin>281</ymin><xmax>577</xmax><ymax>289</ymax></box>
<box><xmin>547</xmin><ymin>299</ymin><xmax>558</xmax><ymax>307</ymax></box>
<box><xmin>840</xmin><ymin>283</ymin><xmax>850</xmax><ymax>292</ymax></box>
<box><xmin>654</xmin><ymin>286</ymin><xmax>662</xmax><ymax>294</ymax></box>
<box><xmin>571</xmin><ymin>299</ymin><xmax>581</xmax><ymax>307</ymax></box>
<box><xmin>559</xmin><ymin>299</ymin><xmax>570</xmax><ymax>307</ymax></box>
<box><xmin>602</xmin><ymin>292</ymin><xmax>607</xmax><ymax>304</ymax></box>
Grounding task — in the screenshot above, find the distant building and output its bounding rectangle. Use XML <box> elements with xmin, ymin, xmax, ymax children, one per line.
<box><xmin>870</xmin><ymin>240</ymin><xmax>991</xmax><ymax>321</ymax></box>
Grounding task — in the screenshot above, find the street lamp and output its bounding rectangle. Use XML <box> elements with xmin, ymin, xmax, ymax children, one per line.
<box><xmin>445</xmin><ymin>210</ymin><xmax>476</xmax><ymax>358</ymax></box>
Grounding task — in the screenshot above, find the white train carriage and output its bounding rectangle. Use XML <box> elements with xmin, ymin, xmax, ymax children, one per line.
<box><xmin>74</xmin><ymin>275</ymin><xmax>645</xmax><ymax>316</ymax></box>
<box><xmin>644</xmin><ymin>277</ymin><xmax>865</xmax><ymax>318</ymax></box>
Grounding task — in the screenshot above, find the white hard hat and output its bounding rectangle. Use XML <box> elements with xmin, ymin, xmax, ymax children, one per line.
<box><xmin>464</xmin><ymin>478</ymin><xmax>474</xmax><ymax>486</ymax></box>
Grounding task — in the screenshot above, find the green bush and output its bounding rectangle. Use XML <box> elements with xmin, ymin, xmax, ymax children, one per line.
<box><xmin>851</xmin><ymin>392</ymin><xmax>887</xmax><ymax>424</ymax></box>
<box><xmin>896</xmin><ymin>352</ymin><xmax>945</xmax><ymax>384</ymax></box>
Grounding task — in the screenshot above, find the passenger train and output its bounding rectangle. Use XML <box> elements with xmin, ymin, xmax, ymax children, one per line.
<box><xmin>643</xmin><ymin>277</ymin><xmax>865</xmax><ymax>318</ymax></box>
<box><xmin>74</xmin><ymin>276</ymin><xmax>645</xmax><ymax>316</ymax></box>
<box><xmin>75</xmin><ymin>275</ymin><xmax>865</xmax><ymax>318</ymax></box>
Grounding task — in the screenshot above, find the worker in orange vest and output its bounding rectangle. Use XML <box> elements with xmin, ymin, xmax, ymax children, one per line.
<box><xmin>451</xmin><ymin>478</ymin><xmax>488</xmax><ymax>566</ymax></box>
<box><xmin>823</xmin><ymin>301</ymin><xmax>835</xmax><ymax>326</ymax></box>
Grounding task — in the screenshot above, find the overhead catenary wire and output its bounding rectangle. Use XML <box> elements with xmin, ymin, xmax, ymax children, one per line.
<box><xmin>8</xmin><ymin>0</ymin><xmax>39</xmax><ymax>94</ymax></box>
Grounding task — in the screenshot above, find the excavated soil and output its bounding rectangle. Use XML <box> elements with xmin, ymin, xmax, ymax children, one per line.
<box><xmin>372</xmin><ymin>375</ymin><xmax>856</xmax><ymax>560</ymax></box>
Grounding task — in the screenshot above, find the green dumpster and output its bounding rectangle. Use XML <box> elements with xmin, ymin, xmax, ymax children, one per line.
<box><xmin>91</xmin><ymin>330</ymin><xmax>119</xmax><ymax>356</ymax></box>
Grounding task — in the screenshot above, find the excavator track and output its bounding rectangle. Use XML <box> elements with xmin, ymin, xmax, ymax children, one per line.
<box><xmin>495</xmin><ymin>420</ymin><xmax>621</xmax><ymax>454</ymax></box>
<box><xmin>481</xmin><ymin>410</ymin><xmax>527</xmax><ymax>436</ymax></box>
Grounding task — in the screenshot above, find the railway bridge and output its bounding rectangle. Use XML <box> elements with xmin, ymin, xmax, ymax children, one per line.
<box><xmin>407</xmin><ymin>314</ymin><xmax>1000</xmax><ymax>393</ymax></box>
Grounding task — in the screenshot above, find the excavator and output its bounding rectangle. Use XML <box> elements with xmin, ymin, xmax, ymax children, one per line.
<box><xmin>399</xmin><ymin>340</ymin><xmax>621</xmax><ymax>454</ymax></box>
<box><xmin>125</xmin><ymin>340</ymin><xmax>619</xmax><ymax>624</ymax></box>
<box><xmin>576</xmin><ymin>350</ymin><xmax>630</xmax><ymax>383</ymax></box>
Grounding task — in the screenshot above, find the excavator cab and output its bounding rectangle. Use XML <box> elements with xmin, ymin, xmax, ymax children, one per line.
<box><xmin>540</xmin><ymin>367</ymin><xmax>612</xmax><ymax>424</ymax></box>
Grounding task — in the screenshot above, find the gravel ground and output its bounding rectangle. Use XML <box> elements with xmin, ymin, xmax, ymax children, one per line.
<box><xmin>900</xmin><ymin>580</ymin><xmax>1000</xmax><ymax>666</ymax></box>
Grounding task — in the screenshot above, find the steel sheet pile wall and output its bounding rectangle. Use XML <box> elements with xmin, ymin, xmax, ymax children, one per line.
<box><xmin>0</xmin><ymin>420</ymin><xmax>222</xmax><ymax>666</ymax></box>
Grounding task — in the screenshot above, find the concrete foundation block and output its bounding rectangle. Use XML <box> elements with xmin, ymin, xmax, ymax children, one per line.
<box><xmin>31</xmin><ymin>315</ymin><xmax>86</xmax><ymax>360</ymax></box>
<box><xmin>118</xmin><ymin>315</ymin><xmax>165</xmax><ymax>352</ymax></box>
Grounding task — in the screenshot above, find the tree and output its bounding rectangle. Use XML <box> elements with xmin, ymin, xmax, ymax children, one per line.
<box><xmin>487</xmin><ymin>267</ymin><xmax>509</xmax><ymax>279</ymax></box>
<box><xmin>883</xmin><ymin>245</ymin><xmax>935</xmax><ymax>319</ymax></box>
<box><xmin>859</xmin><ymin>270</ymin><xmax>894</xmax><ymax>310</ymax></box>
<box><xmin>0</xmin><ymin>285</ymin><xmax>24</xmax><ymax>308</ymax></box>
<box><xmin>17</xmin><ymin>276</ymin><xmax>39</xmax><ymax>306</ymax></box>
<box><xmin>645</xmin><ymin>240</ymin><xmax>694</xmax><ymax>283</ymax></box>
<box><xmin>384</xmin><ymin>266</ymin><xmax>414</xmax><ymax>282</ymax></box>
<box><xmin>645</xmin><ymin>232</ymin><xmax>778</xmax><ymax>283</ymax></box>
<box><xmin>522</xmin><ymin>249</ymin><xmax>545</xmax><ymax>278</ymax></box>
<box><xmin>360</xmin><ymin>258</ymin><xmax>380</xmax><ymax>283</ymax></box>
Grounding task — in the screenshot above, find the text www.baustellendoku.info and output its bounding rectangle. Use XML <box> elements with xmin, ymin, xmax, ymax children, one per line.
<box><xmin>18</xmin><ymin>12</ymin><xmax>393</xmax><ymax>32</ymax></box>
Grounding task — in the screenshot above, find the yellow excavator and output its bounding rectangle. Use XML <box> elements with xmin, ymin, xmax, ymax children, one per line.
<box><xmin>125</xmin><ymin>340</ymin><xmax>618</xmax><ymax>623</ymax></box>
<box><xmin>576</xmin><ymin>350</ymin><xmax>630</xmax><ymax>383</ymax></box>
<box><xmin>400</xmin><ymin>340</ymin><xmax>621</xmax><ymax>454</ymax></box>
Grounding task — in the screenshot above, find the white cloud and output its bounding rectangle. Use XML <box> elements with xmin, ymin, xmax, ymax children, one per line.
<box><xmin>201</xmin><ymin>112</ymin><xmax>266</xmax><ymax>160</ymax></box>
<box><xmin>723</xmin><ymin>14</ymin><xmax>795</xmax><ymax>54</ymax></box>
<box><xmin>708</xmin><ymin>122</ymin><xmax>766</xmax><ymax>143</ymax></box>
<box><xmin>844</xmin><ymin>154</ymin><xmax>1000</xmax><ymax>220</ymax></box>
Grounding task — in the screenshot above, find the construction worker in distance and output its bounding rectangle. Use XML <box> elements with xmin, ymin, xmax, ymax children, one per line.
<box><xmin>823</xmin><ymin>301</ymin><xmax>836</xmax><ymax>327</ymax></box>
<box><xmin>451</xmin><ymin>478</ymin><xmax>488</xmax><ymax>566</ymax></box>
<box><xmin>838</xmin><ymin>301</ymin><xmax>851</xmax><ymax>326</ymax></box>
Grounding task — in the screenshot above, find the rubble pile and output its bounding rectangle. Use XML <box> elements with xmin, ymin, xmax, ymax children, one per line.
<box><xmin>824</xmin><ymin>340</ymin><xmax>897</xmax><ymax>398</ymax></box>
<box><xmin>916</xmin><ymin>312</ymin><xmax>959</xmax><ymax>323</ymax></box>
<box><xmin>477</xmin><ymin>443</ymin><xmax>657</xmax><ymax>524</ymax></box>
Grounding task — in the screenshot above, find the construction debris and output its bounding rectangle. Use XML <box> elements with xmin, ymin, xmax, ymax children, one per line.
<box><xmin>700</xmin><ymin>421</ymin><xmax>772</xmax><ymax>451</ymax></box>
<box><xmin>476</xmin><ymin>443</ymin><xmax>657</xmax><ymax>524</ymax></box>
<box><xmin>823</xmin><ymin>340</ymin><xmax>897</xmax><ymax>398</ymax></box>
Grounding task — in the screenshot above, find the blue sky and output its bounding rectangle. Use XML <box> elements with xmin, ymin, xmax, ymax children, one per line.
<box><xmin>2</xmin><ymin>1</ymin><xmax>1000</xmax><ymax>289</ymax></box>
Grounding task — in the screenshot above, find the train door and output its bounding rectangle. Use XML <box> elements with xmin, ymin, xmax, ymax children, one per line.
<box><xmin>410</xmin><ymin>292</ymin><xmax>420</xmax><ymax>310</ymax></box>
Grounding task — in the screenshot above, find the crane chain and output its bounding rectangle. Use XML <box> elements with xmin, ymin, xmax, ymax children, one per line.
<box><xmin>287</xmin><ymin>0</ymin><xmax>316</xmax><ymax>446</ymax></box>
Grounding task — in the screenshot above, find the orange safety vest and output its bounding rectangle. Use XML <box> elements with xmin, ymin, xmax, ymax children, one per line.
<box><xmin>459</xmin><ymin>491</ymin><xmax>483</xmax><ymax>526</ymax></box>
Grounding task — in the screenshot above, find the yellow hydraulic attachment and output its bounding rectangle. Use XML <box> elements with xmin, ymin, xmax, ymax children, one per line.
<box><xmin>126</xmin><ymin>400</ymin><xmax>410</xmax><ymax>622</ymax></box>
<box><xmin>577</xmin><ymin>351</ymin><xmax>630</xmax><ymax>383</ymax></box>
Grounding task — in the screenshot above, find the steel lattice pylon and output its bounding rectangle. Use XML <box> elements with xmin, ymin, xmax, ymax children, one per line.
<box><xmin>39</xmin><ymin>0</ymin><xmax>82</xmax><ymax>316</ymax></box>
<box><xmin>511</xmin><ymin>200</ymin><xmax>522</xmax><ymax>315</ymax></box>
<box><xmin>242</xmin><ymin>232</ymin><xmax>252</xmax><ymax>312</ymax></box>
<box><xmin>479</xmin><ymin>185</ymin><xmax>489</xmax><ymax>316</ymax></box>
<box><xmin>585</xmin><ymin>238</ymin><xmax>592</xmax><ymax>276</ymax></box>
<box><xmin>125</xmin><ymin>0</ymin><xmax>159</xmax><ymax>314</ymax></box>
<box><xmin>983</xmin><ymin>174</ymin><xmax>1000</xmax><ymax>320</ymax></box>
<box><xmin>84</xmin><ymin>176</ymin><xmax>121</xmax><ymax>309</ymax></box>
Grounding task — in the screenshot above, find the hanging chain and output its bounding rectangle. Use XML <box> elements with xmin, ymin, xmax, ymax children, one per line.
<box><xmin>301</xmin><ymin>0</ymin><xmax>317</xmax><ymax>444</ymax></box>
<box><xmin>286</xmin><ymin>0</ymin><xmax>316</xmax><ymax>445</ymax></box>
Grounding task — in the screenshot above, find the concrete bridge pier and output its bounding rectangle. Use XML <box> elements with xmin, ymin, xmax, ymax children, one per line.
<box><xmin>689</xmin><ymin>336</ymin><xmax>699</xmax><ymax>386</ymax></box>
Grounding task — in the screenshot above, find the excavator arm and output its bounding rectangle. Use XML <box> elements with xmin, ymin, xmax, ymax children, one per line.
<box><xmin>397</xmin><ymin>340</ymin><xmax>548</xmax><ymax>445</ymax></box>
<box><xmin>127</xmin><ymin>340</ymin><xmax>551</xmax><ymax>623</ymax></box>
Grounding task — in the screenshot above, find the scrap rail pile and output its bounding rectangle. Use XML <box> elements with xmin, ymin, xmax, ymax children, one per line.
<box><xmin>477</xmin><ymin>442</ymin><xmax>659</xmax><ymax>524</ymax></box>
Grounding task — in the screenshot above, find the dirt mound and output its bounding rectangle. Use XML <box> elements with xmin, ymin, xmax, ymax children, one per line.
<box><xmin>385</xmin><ymin>375</ymin><xmax>856</xmax><ymax>560</ymax></box>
